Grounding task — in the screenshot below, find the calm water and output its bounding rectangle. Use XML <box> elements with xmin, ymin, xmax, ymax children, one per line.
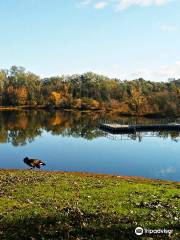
<box><xmin>0</xmin><ymin>110</ymin><xmax>180</xmax><ymax>181</ymax></box>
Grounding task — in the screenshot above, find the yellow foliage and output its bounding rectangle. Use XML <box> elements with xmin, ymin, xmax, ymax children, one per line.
<box><xmin>49</xmin><ymin>91</ymin><xmax>62</xmax><ymax>105</ymax></box>
<box><xmin>89</xmin><ymin>100</ymin><xmax>100</xmax><ymax>109</ymax></box>
<box><xmin>73</xmin><ymin>99</ymin><xmax>82</xmax><ymax>109</ymax></box>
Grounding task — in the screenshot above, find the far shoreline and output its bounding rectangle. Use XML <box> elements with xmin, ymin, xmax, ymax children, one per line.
<box><xmin>0</xmin><ymin>105</ymin><xmax>179</xmax><ymax>118</ymax></box>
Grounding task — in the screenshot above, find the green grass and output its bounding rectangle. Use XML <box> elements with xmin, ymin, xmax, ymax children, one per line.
<box><xmin>0</xmin><ymin>170</ymin><xmax>179</xmax><ymax>240</ymax></box>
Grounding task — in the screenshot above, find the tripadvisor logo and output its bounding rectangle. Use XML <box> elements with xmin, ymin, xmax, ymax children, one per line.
<box><xmin>135</xmin><ymin>227</ymin><xmax>143</xmax><ymax>236</ymax></box>
<box><xmin>135</xmin><ymin>227</ymin><xmax>173</xmax><ymax>236</ymax></box>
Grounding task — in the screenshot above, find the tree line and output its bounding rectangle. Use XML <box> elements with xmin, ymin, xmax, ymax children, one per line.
<box><xmin>0</xmin><ymin>66</ymin><xmax>180</xmax><ymax>116</ymax></box>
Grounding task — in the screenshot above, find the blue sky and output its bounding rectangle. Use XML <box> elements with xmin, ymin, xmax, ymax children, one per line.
<box><xmin>0</xmin><ymin>0</ymin><xmax>180</xmax><ymax>81</ymax></box>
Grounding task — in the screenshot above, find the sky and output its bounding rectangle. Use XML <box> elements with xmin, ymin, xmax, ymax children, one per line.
<box><xmin>0</xmin><ymin>0</ymin><xmax>180</xmax><ymax>81</ymax></box>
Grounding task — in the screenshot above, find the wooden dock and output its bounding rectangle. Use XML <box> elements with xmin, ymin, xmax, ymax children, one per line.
<box><xmin>99</xmin><ymin>123</ymin><xmax>180</xmax><ymax>133</ymax></box>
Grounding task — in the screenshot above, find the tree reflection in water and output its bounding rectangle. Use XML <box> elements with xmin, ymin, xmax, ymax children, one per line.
<box><xmin>0</xmin><ymin>110</ymin><xmax>179</xmax><ymax>146</ymax></box>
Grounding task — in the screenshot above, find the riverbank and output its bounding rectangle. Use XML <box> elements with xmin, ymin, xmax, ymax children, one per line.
<box><xmin>0</xmin><ymin>170</ymin><xmax>179</xmax><ymax>239</ymax></box>
<box><xmin>0</xmin><ymin>105</ymin><xmax>179</xmax><ymax>118</ymax></box>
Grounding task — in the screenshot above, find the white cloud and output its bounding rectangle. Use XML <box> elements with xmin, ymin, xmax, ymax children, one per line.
<box><xmin>160</xmin><ymin>24</ymin><xmax>177</xmax><ymax>32</ymax></box>
<box><xmin>81</xmin><ymin>0</ymin><xmax>92</xmax><ymax>5</ymax></box>
<box><xmin>159</xmin><ymin>166</ymin><xmax>176</xmax><ymax>175</ymax></box>
<box><xmin>96</xmin><ymin>61</ymin><xmax>180</xmax><ymax>82</ymax></box>
<box><xmin>116</xmin><ymin>0</ymin><xmax>170</xmax><ymax>10</ymax></box>
<box><xmin>79</xmin><ymin>0</ymin><xmax>172</xmax><ymax>10</ymax></box>
<box><xmin>130</xmin><ymin>61</ymin><xmax>180</xmax><ymax>81</ymax></box>
<box><xmin>94</xmin><ymin>1</ymin><xmax>108</xmax><ymax>9</ymax></box>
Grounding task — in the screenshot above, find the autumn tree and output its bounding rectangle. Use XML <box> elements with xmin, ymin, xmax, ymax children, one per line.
<box><xmin>129</xmin><ymin>87</ymin><xmax>146</xmax><ymax>115</ymax></box>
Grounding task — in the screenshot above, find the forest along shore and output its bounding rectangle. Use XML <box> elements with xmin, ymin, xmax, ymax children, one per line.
<box><xmin>0</xmin><ymin>170</ymin><xmax>179</xmax><ymax>239</ymax></box>
<box><xmin>0</xmin><ymin>66</ymin><xmax>180</xmax><ymax>117</ymax></box>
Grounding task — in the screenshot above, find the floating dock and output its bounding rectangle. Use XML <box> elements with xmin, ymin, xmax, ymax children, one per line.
<box><xmin>99</xmin><ymin>123</ymin><xmax>180</xmax><ymax>133</ymax></box>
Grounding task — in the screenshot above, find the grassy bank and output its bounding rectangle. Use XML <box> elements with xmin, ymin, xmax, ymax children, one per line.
<box><xmin>0</xmin><ymin>170</ymin><xmax>179</xmax><ymax>240</ymax></box>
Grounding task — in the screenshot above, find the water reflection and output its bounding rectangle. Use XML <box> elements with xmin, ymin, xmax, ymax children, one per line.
<box><xmin>0</xmin><ymin>110</ymin><xmax>179</xmax><ymax>146</ymax></box>
<box><xmin>106</xmin><ymin>131</ymin><xmax>180</xmax><ymax>142</ymax></box>
<box><xmin>0</xmin><ymin>110</ymin><xmax>104</xmax><ymax>146</ymax></box>
<box><xmin>0</xmin><ymin>110</ymin><xmax>179</xmax><ymax>181</ymax></box>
